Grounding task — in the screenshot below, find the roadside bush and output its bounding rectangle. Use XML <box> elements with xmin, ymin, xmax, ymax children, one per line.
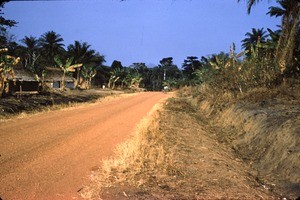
<box><xmin>194</xmin><ymin>44</ymin><xmax>285</xmax><ymax>97</ymax></box>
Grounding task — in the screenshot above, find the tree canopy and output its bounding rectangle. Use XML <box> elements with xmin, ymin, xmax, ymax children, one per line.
<box><xmin>0</xmin><ymin>1</ymin><xmax>17</xmax><ymax>48</ymax></box>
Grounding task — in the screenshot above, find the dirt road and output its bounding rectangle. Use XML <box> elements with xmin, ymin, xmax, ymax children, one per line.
<box><xmin>0</xmin><ymin>92</ymin><xmax>168</xmax><ymax>200</ymax></box>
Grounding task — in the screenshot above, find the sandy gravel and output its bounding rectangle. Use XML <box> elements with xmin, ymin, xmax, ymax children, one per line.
<box><xmin>0</xmin><ymin>92</ymin><xmax>168</xmax><ymax>200</ymax></box>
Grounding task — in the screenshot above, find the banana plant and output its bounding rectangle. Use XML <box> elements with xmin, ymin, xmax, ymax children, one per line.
<box><xmin>126</xmin><ymin>72</ymin><xmax>142</xmax><ymax>89</ymax></box>
<box><xmin>0</xmin><ymin>48</ymin><xmax>20</xmax><ymax>96</ymax></box>
<box><xmin>108</xmin><ymin>68</ymin><xmax>125</xmax><ymax>89</ymax></box>
<box><xmin>81</xmin><ymin>65</ymin><xmax>97</xmax><ymax>89</ymax></box>
<box><xmin>54</xmin><ymin>56</ymin><xmax>74</xmax><ymax>90</ymax></box>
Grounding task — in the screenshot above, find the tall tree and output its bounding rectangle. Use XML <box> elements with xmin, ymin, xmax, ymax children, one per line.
<box><xmin>20</xmin><ymin>36</ymin><xmax>41</xmax><ymax>73</ymax></box>
<box><xmin>264</xmin><ymin>28</ymin><xmax>282</xmax><ymax>53</ymax></box>
<box><xmin>67</xmin><ymin>41</ymin><xmax>105</xmax><ymax>88</ymax></box>
<box><xmin>182</xmin><ymin>56</ymin><xmax>202</xmax><ymax>82</ymax></box>
<box><xmin>111</xmin><ymin>60</ymin><xmax>123</xmax><ymax>70</ymax></box>
<box><xmin>39</xmin><ymin>31</ymin><xmax>65</xmax><ymax>66</ymax></box>
<box><xmin>241</xmin><ymin>28</ymin><xmax>268</xmax><ymax>56</ymax></box>
<box><xmin>158</xmin><ymin>57</ymin><xmax>181</xmax><ymax>89</ymax></box>
<box><xmin>21</xmin><ymin>36</ymin><xmax>39</xmax><ymax>54</ymax></box>
<box><xmin>0</xmin><ymin>1</ymin><xmax>17</xmax><ymax>48</ymax></box>
<box><xmin>67</xmin><ymin>41</ymin><xmax>104</xmax><ymax>67</ymax></box>
<box><xmin>159</xmin><ymin>57</ymin><xmax>174</xmax><ymax>81</ymax></box>
<box><xmin>238</xmin><ymin>0</ymin><xmax>264</xmax><ymax>14</ymax></box>
<box><xmin>152</xmin><ymin>66</ymin><xmax>163</xmax><ymax>90</ymax></box>
<box><xmin>267</xmin><ymin>0</ymin><xmax>300</xmax><ymax>76</ymax></box>
<box><xmin>93</xmin><ymin>65</ymin><xmax>110</xmax><ymax>87</ymax></box>
<box><xmin>239</xmin><ymin>0</ymin><xmax>300</xmax><ymax>77</ymax></box>
<box><xmin>67</xmin><ymin>41</ymin><xmax>94</xmax><ymax>64</ymax></box>
<box><xmin>131</xmin><ymin>62</ymin><xmax>147</xmax><ymax>73</ymax></box>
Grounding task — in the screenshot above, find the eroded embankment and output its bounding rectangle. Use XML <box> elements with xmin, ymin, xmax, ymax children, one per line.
<box><xmin>82</xmin><ymin>94</ymin><xmax>280</xmax><ymax>199</ymax></box>
<box><xmin>191</xmin><ymin>86</ymin><xmax>300</xmax><ymax>199</ymax></box>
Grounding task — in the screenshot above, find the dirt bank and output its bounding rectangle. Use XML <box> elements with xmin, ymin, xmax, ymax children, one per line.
<box><xmin>82</xmin><ymin>96</ymin><xmax>284</xmax><ymax>199</ymax></box>
<box><xmin>185</xmin><ymin>86</ymin><xmax>300</xmax><ymax>199</ymax></box>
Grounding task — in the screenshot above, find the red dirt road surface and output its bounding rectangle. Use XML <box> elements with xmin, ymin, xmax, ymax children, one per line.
<box><xmin>0</xmin><ymin>92</ymin><xmax>169</xmax><ymax>200</ymax></box>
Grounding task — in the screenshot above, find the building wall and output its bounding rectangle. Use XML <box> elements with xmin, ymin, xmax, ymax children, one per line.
<box><xmin>45</xmin><ymin>81</ymin><xmax>74</xmax><ymax>89</ymax></box>
<box><xmin>9</xmin><ymin>81</ymin><xmax>39</xmax><ymax>93</ymax></box>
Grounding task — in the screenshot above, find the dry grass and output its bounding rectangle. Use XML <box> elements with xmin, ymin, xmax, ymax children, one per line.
<box><xmin>178</xmin><ymin>83</ymin><xmax>300</xmax><ymax>116</ymax></box>
<box><xmin>177</xmin><ymin>84</ymin><xmax>300</xmax><ymax>198</ymax></box>
<box><xmin>81</xmin><ymin>96</ymin><xmax>280</xmax><ymax>199</ymax></box>
<box><xmin>79</xmin><ymin>84</ymin><xmax>300</xmax><ymax>199</ymax></box>
<box><xmin>81</xmin><ymin>103</ymin><xmax>174</xmax><ymax>199</ymax></box>
<box><xmin>238</xmin><ymin>83</ymin><xmax>300</xmax><ymax>103</ymax></box>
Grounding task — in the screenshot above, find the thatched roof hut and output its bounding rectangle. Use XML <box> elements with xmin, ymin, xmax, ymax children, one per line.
<box><xmin>7</xmin><ymin>67</ymin><xmax>39</xmax><ymax>94</ymax></box>
<box><xmin>8</xmin><ymin>67</ymin><xmax>37</xmax><ymax>82</ymax></box>
<box><xmin>44</xmin><ymin>67</ymin><xmax>74</xmax><ymax>82</ymax></box>
<box><xmin>44</xmin><ymin>67</ymin><xmax>74</xmax><ymax>89</ymax></box>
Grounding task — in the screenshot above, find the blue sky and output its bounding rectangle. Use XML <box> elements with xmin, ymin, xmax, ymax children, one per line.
<box><xmin>4</xmin><ymin>0</ymin><xmax>280</xmax><ymax>67</ymax></box>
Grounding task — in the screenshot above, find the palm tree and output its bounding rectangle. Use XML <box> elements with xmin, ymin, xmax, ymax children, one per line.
<box><xmin>67</xmin><ymin>41</ymin><xmax>91</xmax><ymax>86</ymax></box>
<box><xmin>67</xmin><ymin>41</ymin><xmax>90</xmax><ymax>82</ymax></box>
<box><xmin>20</xmin><ymin>36</ymin><xmax>40</xmax><ymax>72</ymax></box>
<box><xmin>21</xmin><ymin>36</ymin><xmax>39</xmax><ymax>54</ymax></box>
<box><xmin>238</xmin><ymin>0</ymin><xmax>264</xmax><ymax>14</ymax></box>
<box><xmin>68</xmin><ymin>41</ymin><xmax>105</xmax><ymax>67</ymax></box>
<box><xmin>39</xmin><ymin>31</ymin><xmax>65</xmax><ymax>66</ymax></box>
<box><xmin>241</xmin><ymin>28</ymin><xmax>268</xmax><ymax>56</ymax></box>
<box><xmin>266</xmin><ymin>28</ymin><xmax>281</xmax><ymax>50</ymax></box>
<box><xmin>239</xmin><ymin>0</ymin><xmax>300</xmax><ymax>76</ymax></box>
<box><xmin>267</xmin><ymin>0</ymin><xmax>300</xmax><ymax>75</ymax></box>
<box><xmin>67</xmin><ymin>41</ymin><xmax>95</xmax><ymax>64</ymax></box>
<box><xmin>67</xmin><ymin>41</ymin><xmax>105</xmax><ymax>88</ymax></box>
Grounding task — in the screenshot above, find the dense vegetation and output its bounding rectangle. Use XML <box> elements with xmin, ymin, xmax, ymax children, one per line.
<box><xmin>0</xmin><ymin>0</ymin><xmax>299</xmax><ymax>97</ymax></box>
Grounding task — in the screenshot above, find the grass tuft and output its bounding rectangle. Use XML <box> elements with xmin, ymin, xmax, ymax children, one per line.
<box><xmin>81</xmin><ymin>103</ymin><xmax>174</xmax><ymax>199</ymax></box>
